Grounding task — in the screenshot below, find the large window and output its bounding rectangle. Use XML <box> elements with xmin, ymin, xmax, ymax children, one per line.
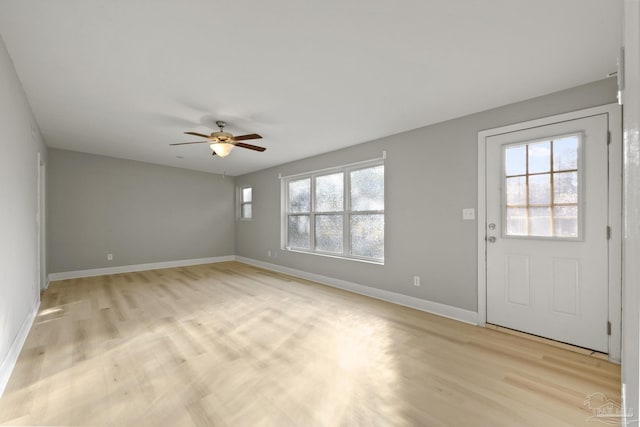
<box><xmin>283</xmin><ymin>162</ymin><xmax>384</xmax><ymax>262</ymax></box>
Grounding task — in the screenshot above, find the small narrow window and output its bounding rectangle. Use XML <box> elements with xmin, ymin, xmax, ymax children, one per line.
<box><xmin>240</xmin><ymin>187</ymin><xmax>252</xmax><ymax>220</ymax></box>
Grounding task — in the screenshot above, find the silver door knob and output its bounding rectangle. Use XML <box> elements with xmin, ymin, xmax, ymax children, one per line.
<box><xmin>487</xmin><ymin>236</ymin><xmax>496</xmax><ymax>243</ymax></box>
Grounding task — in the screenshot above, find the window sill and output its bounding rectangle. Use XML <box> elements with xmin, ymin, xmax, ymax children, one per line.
<box><xmin>283</xmin><ymin>248</ymin><xmax>384</xmax><ymax>266</ymax></box>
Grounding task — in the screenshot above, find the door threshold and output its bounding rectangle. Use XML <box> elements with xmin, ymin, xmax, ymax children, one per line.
<box><xmin>485</xmin><ymin>323</ymin><xmax>609</xmax><ymax>361</ymax></box>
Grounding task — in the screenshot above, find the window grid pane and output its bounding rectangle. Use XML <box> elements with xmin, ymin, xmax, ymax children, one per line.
<box><xmin>350</xmin><ymin>214</ymin><xmax>384</xmax><ymax>259</ymax></box>
<box><xmin>315</xmin><ymin>173</ymin><xmax>344</xmax><ymax>212</ymax></box>
<box><xmin>351</xmin><ymin>166</ymin><xmax>384</xmax><ymax>211</ymax></box>
<box><xmin>315</xmin><ymin>214</ymin><xmax>343</xmax><ymax>253</ymax></box>
<box><xmin>241</xmin><ymin>204</ymin><xmax>252</xmax><ymax>219</ymax></box>
<box><xmin>288</xmin><ymin>178</ymin><xmax>311</xmax><ymax>213</ymax></box>
<box><xmin>504</xmin><ymin>136</ymin><xmax>579</xmax><ymax>238</ymax></box>
<box><xmin>242</xmin><ymin>187</ymin><xmax>252</xmax><ymax>203</ymax></box>
<box><xmin>288</xmin><ymin>215</ymin><xmax>310</xmax><ymax>249</ymax></box>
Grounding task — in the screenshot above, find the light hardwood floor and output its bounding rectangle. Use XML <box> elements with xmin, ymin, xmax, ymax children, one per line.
<box><xmin>0</xmin><ymin>262</ymin><xmax>621</xmax><ymax>426</ymax></box>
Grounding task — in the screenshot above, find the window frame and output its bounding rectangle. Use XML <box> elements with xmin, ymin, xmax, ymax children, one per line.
<box><xmin>238</xmin><ymin>186</ymin><xmax>253</xmax><ymax>221</ymax></box>
<box><xmin>500</xmin><ymin>132</ymin><xmax>584</xmax><ymax>241</ymax></box>
<box><xmin>281</xmin><ymin>159</ymin><xmax>384</xmax><ymax>264</ymax></box>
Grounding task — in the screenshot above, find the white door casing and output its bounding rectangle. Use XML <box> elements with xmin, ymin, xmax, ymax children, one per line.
<box><xmin>36</xmin><ymin>152</ymin><xmax>42</xmax><ymax>292</ymax></box>
<box><xmin>38</xmin><ymin>158</ymin><xmax>46</xmax><ymax>290</ymax></box>
<box><xmin>488</xmin><ymin>115</ymin><xmax>607</xmax><ymax>352</ymax></box>
<box><xmin>477</xmin><ymin>104</ymin><xmax>622</xmax><ymax>362</ymax></box>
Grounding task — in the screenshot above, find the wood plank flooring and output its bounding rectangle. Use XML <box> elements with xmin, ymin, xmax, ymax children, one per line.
<box><xmin>0</xmin><ymin>262</ymin><xmax>621</xmax><ymax>426</ymax></box>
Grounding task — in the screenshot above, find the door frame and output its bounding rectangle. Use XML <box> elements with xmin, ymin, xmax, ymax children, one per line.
<box><xmin>37</xmin><ymin>152</ymin><xmax>47</xmax><ymax>290</ymax></box>
<box><xmin>477</xmin><ymin>103</ymin><xmax>622</xmax><ymax>362</ymax></box>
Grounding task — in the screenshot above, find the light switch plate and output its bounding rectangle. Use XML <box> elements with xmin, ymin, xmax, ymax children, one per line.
<box><xmin>462</xmin><ymin>208</ymin><xmax>475</xmax><ymax>220</ymax></box>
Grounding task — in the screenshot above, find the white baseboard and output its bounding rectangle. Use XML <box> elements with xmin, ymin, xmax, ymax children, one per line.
<box><xmin>0</xmin><ymin>295</ymin><xmax>40</xmax><ymax>398</ymax></box>
<box><xmin>235</xmin><ymin>256</ymin><xmax>479</xmax><ymax>325</ymax></box>
<box><xmin>48</xmin><ymin>255</ymin><xmax>236</xmax><ymax>282</ymax></box>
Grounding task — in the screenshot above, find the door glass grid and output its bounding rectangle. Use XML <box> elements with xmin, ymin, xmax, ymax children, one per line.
<box><xmin>504</xmin><ymin>135</ymin><xmax>580</xmax><ymax>238</ymax></box>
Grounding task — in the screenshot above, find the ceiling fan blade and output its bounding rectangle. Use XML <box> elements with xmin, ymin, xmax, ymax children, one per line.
<box><xmin>235</xmin><ymin>142</ymin><xmax>266</xmax><ymax>152</ymax></box>
<box><xmin>232</xmin><ymin>133</ymin><xmax>262</xmax><ymax>141</ymax></box>
<box><xmin>184</xmin><ymin>131</ymin><xmax>211</xmax><ymax>138</ymax></box>
<box><xmin>170</xmin><ymin>141</ymin><xmax>211</xmax><ymax>146</ymax></box>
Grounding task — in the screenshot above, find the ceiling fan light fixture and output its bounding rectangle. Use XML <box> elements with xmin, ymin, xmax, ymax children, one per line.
<box><xmin>210</xmin><ymin>142</ymin><xmax>234</xmax><ymax>158</ymax></box>
<box><xmin>172</xmin><ymin>121</ymin><xmax>264</xmax><ymax>156</ymax></box>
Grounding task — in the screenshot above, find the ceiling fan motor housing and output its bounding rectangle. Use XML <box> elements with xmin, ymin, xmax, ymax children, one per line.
<box><xmin>211</xmin><ymin>131</ymin><xmax>233</xmax><ymax>143</ymax></box>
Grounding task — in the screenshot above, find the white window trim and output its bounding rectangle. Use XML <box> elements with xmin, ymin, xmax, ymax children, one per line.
<box><xmin>238</xmin><ymin>186</ymin><xmax>252</xmax><ymax>221</ymax></box>
<box><xmin>280</xmin><ymin>158</ymin><xmax>385</xmax><ymax>264</ymax></box>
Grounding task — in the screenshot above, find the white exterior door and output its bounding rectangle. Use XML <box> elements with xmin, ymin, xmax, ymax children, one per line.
<box><xmin>485</xmin><ymin>113</ymin><xmax>609</xmax><ymax>352</ymax></box>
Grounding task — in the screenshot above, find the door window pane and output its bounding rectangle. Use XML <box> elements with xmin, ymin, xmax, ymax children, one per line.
<box><xmin>554</xmin><ymin>206</ymin><xmax>578</xmax><ymax>238</ymax></box>
<box><xmin>288</xmin><ymin>178</ymin><xmax>311</xmax><ymax>213</ymax></box>
<box><xmin>528</xmin><ymin>174</ymin><xmax>551</xmax><ymax>205</ymax></box>
<box><xmin>528</xmin><ymin>207</ymin><xmax>552</xmax><ymax>236</ymax></box>
<box><xmin>554</xmin><ymin>171</ymin><xmax>578</xmax><ymax>204</ymax></box>
<box><xmin>351</xmin><ymin>214</ymin><xmax>384</xmax><ymax>259</ymax></box>
<box><xmin>503</xmin><ymin>135</ymin><xmax>580</xmax><ymax>239</ymax></box>
<box><xmin>315</xmin><ymin>214</ymin><xmax>343</xmax><ymax>253</ymax></box>
<box><xmin>505</xmin><ymin>145</ymin><xmax>526</xmax><ymax>176</ymax></box>
<box><xmin>506</xmin><ymin>176</ymin><xmax>526</xmax><ymax>205</ymax></box>
<box><xmin>506</xmin><ymin>208</ymin><xmax>527</xmax><ymax>236</ymax></box>
<box><xmin>351</xmin><ymin>166</ymin><xmax>384</xmax><ymax>211</ymax></box>
<box><xmin>528</xmin><ymin>141</ymin><xmax>551</xmax><ymax>174</ymax></box>
<box><xmin>288</xmin><ymin>215</ymin><xmax>310</xmax><ymax>249</ymax></box>
<box><xmin>553</xmin><ymin>136</ymin><xmax>579</xmax><ymax>171</ymax></box>
<box><xmin>316</xmin><ymin>173</ymin><xmax>343</xmax><ymax>212</ymax></box>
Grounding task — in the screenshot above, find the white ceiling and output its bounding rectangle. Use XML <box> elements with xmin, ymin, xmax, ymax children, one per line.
<box><xmin>0</xmin><ymin>0</ymin><xmax>622</xmax><ymax>176</ymax></box>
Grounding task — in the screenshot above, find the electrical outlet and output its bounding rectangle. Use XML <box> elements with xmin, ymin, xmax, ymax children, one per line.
<box><xmin>413</xmin><ymin>276</ymin><xmax>421</xmax><ymax>287</ymax></box>
<box><xmin>107</xmin><ymin>253</ymin><xmax>113</xmax><ymax>261</ymax></box>
<box><xmin>267</xmin><ymin>250</ymin><xmax>272</xmax><ymax>257</ymax></box>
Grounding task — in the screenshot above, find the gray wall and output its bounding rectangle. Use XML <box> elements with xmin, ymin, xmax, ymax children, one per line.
<box><xmin>48</xmin><ymin>149</ymin><xmax>235</xmax><ymax>273</ymax></box>
<box><xmin>235</xmin><ymin>78</ymin><xmax>617</xmax><ymax>312</ymax></box>
<box><xmin>0</xmin><ymin>35</ymin><xmax>47</xmax><ymax>373</ymax></box>
<box><xmin>622</xmin><ymin>0</ymin><xmax>640</xmax><ymax>418</ymax></box>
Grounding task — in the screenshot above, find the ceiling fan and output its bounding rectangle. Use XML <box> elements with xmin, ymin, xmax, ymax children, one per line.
<box><xmin>170</xmin><ymin>121</ymin><xmax>266</xmax><ymax>158</ymax></box>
